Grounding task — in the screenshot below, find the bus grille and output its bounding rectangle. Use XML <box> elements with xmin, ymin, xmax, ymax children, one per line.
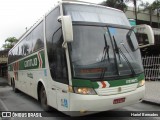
<box><xmin>95</xmin><ymin>83</ymin><xmax>138</xmax><ymax>96</ymax></box>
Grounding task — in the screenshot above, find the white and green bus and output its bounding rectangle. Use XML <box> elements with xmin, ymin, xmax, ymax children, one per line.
<box><xmin>8</xmin><ymin>1</ymin><xmax>154</xmax><ymax>116</ymax></box>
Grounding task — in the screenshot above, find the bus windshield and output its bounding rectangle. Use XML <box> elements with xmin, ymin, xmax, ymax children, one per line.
<box><xmin>69</xmin><ymin>23</ymin><xmax>143</xmax><ymax>80</ymax></box>
<box><xmin>63</xmin><ymin>3</ymin><xmax>130</xmax><ymax>26</ymax></box>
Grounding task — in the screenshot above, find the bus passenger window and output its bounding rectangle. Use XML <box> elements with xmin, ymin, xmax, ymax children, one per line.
<box><xmin>32</xmin><ymin>22</ymin><xmax>44</xmax><ymax>52</ymax></box>
<box><xmin>33</xmin><ymin>38</ymin><xmax>44</xmax><ymax>51</ymax></box>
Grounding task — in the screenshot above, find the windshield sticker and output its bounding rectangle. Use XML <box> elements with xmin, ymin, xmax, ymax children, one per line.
<box><xmin>108</xmin><ymin>27</ymin><xmax>116</xmax><ymax>36</ymax></box>
<box><xmin>44</xmin><ymin>69</ymin><xmax>47</xmax><ymax>76</ymax></box>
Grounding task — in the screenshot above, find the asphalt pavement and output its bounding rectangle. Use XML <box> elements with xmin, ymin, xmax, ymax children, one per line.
<box><xmin>144</xmin><ymin>81</ymin><xmax>160</xmax><ymax>105</ymax></box>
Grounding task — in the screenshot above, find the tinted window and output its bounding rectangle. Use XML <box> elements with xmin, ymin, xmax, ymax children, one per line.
<box><xmin>49</xmin><ymin>28</ymin><xmax>68</xmax><ymax>84</ymax></box>
<box><xmin>8</xmin><ymin>52</ymin><xmax>13</xmax><ymax>64</ymax></box>
<box><xmin>25</xmin><ymin>33</ymin><xmax>33</xmax><ymax>54</ymax></box>
<box><xmin>46</xmin><ymin>7</ymin><xmax>61</xmax><ymax>50</ymax></box>
<box><xmin>8</xmin><ymin>21</ymin><xmax>44</xmax><ymax>64</ymax></box>
<box><xmin>136</xmin><ymin>33</ymin><xmax>149</xmax><ymax>45</ymax></box>
<box><xmin>32</xmin><ymin>22</ymin><xmax>44</xmax><ymax>52</ymax></box>
<box><xmin>12</xmin><ymin>46</ymin><xmax>18</xmax><ymax>62</ymax></box>
<box><xmin>46</xmin><ymin>7</ymin><xmax>68</xmax><ymax>84</ymax></box>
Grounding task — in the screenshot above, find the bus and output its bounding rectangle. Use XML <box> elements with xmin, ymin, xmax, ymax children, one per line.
<box><xmin>152</xmin><ymin>28</ymin><xmax>160</xmax><ymax>45</ymax></box>
<box><xmin>8</xmin><ymin>0</ymin><xmax>154</xmax><ymax>116</ymax></box>
<box><xmin>136</xmin><ymin>26</ymin><xmax>156</xmax><ymax>48</ymax></box>
<box><xmin>129</xmin><ymin>19</ymin><xmax>136</xmax><ymax>26</ymax></box>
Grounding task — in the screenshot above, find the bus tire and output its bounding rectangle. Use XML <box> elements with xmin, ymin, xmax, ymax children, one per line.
<box><xmin>12</xmin><ymin>80</ymin><xmax>18</xmax><ymax>93</ymax></box>
<box><xmin>40</xmin><ymin>85</ymin><xmax>51</xmax><ymax>112</ymax></box>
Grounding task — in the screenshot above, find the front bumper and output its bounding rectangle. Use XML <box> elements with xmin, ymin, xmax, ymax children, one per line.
<box><xmin>68</xmin><ymin>86</ymin><xmax>145</xmax><ymax>116</ymax></box>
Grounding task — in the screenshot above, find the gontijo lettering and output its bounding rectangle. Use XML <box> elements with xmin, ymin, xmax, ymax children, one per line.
<box><xmin>24</xmin><ymin>58</ymin><xmax>37</xmax><ymax>68</ymax></box>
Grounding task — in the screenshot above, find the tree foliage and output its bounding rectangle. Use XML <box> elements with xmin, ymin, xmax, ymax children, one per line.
<box><xmin>2</xmin><ymin>37</ymin><xmax>18</xmax><ymax>49</ymax></box>
<box><xmin>140</xmin><ymin>0</ymin><xmax>160</xmax><ymax>27</ymax></box>
<box><xmin>139</xmin><ymin>1</ymin><xmax>154</xmax><ymax>26</ymax></box>
<box><xmin>152</xmin><ymin>0</ymin><xmax>160</xmax><ymax>27</ymax></box>
<box><xmin>100</xmin><ymin>0</ymin><xmax>128</xmax><ymax>12</ymax></box>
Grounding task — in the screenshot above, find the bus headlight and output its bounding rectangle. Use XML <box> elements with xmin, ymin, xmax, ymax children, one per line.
<box><xmin>137</xmin><ymin>80</ymin><xmax>145</xmax><ymax>87</ymax></box>
<box><xmin>74</xmin><ymin>87</ymin><xmax>97</xmax><ymax>95</ymax></box>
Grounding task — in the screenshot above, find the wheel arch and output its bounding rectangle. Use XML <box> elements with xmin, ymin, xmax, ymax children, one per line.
<box><xmin>37</xmin><ymin>79</ymin><xmax>47</xmax><ymax>102</ymax></box>
<box><xmin>11</xmin><ymin>77</ymin><xmax>14</xmax><ymax>86</ymax></box>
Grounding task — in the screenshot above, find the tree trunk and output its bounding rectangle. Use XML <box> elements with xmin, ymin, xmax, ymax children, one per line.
<box><xmin>150</xmin><ymin>9</ymin><xmax>152</xmax><ymax>27</ymax></box>
<box><xmin>157</xmin><ymin>11</ymin><xmax>159</xmax><ymax>28</ymax></box>
<box><xmin>133</xmin><ymin>0</ymin><xmax>138</xmax><ymax>25</ymax></box>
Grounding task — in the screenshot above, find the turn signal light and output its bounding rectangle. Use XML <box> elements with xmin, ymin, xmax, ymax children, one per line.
<box><xmin>137</xmin><ymin>80</ymin><xmax>145</xmax><ymax>88</ymax></box>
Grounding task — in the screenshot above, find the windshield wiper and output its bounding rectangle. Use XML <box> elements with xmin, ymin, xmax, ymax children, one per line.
<box><xmin>99</xmin><ymin>34</ymin><xmax>110</xmax><ymax>80</ymax></box>
<box><xmin>113</xmin><ymin>36</ymin><xmax>122</xmax><ymax>65</ymax></box>
<box><xmin>120</xmin><ymin>42</ymin><xmax>134</xmax><ymax>61</ymax></box>
<box><xmin>101</xmin><ymin>34</ymin><xmax>110</xmax><ymax>62</ymax></box>
<box><xmin>112</xmin><ymin>36</ymin><xmax>136</xmax><ymax>76</ymax></box>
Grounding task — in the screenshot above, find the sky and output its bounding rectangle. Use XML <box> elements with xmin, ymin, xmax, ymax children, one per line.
<box><xmin>0</xmin><ymin>0</ymin><xmax>155</xmax><ymax>49</ymax></box>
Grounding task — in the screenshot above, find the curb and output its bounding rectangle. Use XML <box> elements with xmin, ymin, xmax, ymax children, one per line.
<box><xmin>142</xmin><ymin>99</ymin><xmax>160</xmax><ymax>106</ymax></box>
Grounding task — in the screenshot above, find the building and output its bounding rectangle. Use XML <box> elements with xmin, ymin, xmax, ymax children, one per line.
<box><xmin>0</xmin><ymin>49</ymin><xmax>9</xmax><ymax>77</ymax></box>
<box><xmin>125</xmin><ymin>7</ymin><xmax>160</xmax><ymax>28</ymax></box>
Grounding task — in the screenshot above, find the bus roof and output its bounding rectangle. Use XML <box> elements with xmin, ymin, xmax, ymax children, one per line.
<box><xmin>10</xmin><ymin>0</ymin><xmax>124</xmax><ymax>53</ymax></box>
<box><xmin>61</xmin><ymin>0</ymin><xmax>123</xmax><ymax>12</ymax></box>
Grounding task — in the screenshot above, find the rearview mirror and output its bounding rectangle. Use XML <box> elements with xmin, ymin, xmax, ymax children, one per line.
<box><xmin>58</xmin><ymin>15</ymin><xmax>73</xmax><ymax>48</ymax></box>
<box><xmin>133</xmin><ymin>24</ymin><xmax>154</xmax><ymax>48</ymax></box>
<box><xmin>127</xmin><ymin>30</ymin><xmax>139</xmax><ymax>51</ymax></box>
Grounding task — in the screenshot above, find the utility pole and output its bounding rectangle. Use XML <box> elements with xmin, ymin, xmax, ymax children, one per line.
<box><xmin>157</xmin><ymin>8</ymin><xmax>160</xmax><ymax>28</ymax></box>
<box><xmin>133</xmin><ymin>0</ymin><xmax>137</xmax><ymax>25</ymax></box>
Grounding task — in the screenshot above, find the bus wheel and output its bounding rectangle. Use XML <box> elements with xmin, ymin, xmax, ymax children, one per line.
<box><xmin>12</xmin><ymin>80</ymin><xmax>18</xmax><ymax>93</ymax></box>
<box><xmin>40</xmin><ymin>85</ymin><xmax>51</xmax><ymax>112</ymax></box>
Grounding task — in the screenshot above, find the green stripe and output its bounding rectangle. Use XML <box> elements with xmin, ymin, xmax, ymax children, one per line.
<box><xmin>137</xmin><ymin>73</ymin><xmax>145</xmax><ymax>81</ymax></box>
<box><xmin>72</xmin><ymin>73</ymin><xmax>145</xmax><ymax>88</ymax></box>
<box><xmin>72</xmin><ymin>79</ymin><xmax>92</xmax><ymax>88</ymax></box>
<box><xmin>8</xmin><ymin>50</ymin><xmax>45</xmax><ymax>71</ymax></box>
<box><xmin>72</xmin><ymin>79</ymin><xmax>99</xmax><ymax>88</ymax></box>
<box><xmin>107</xmin><ymin>74</ymin><xmax>144</xmax><ymax>87</ymax></box>
<box><xmin>21</xmin><ymin>55</ymin><xmax>38</xmax><ymax>70</ymax></box>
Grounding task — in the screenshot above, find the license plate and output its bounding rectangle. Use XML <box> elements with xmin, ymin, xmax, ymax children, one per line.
<box><xmin>113</xmin><ymin>98</ymin><xmax>125</xmax><ymax>104</ymax></box>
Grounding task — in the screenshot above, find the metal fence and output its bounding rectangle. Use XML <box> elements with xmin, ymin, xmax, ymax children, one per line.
<box><xmin>142</xmin><ymin>55</ymin><xmax>160</xmax><ymax>81</ymax></box>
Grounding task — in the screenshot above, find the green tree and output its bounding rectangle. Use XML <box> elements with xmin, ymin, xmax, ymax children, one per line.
<box><xmin>140</xmin><ymin>0</ymin><xmax>160</xmax><ymax>27</ymax></box>
<box><xmin>100</xmin><ymin>0</ymin><xmax>128</xmax><ymax>12</ymax></box>
<box><xmin>2</xmin><ymin>37</ymin><xmax>18</xmax><ymax>49</ymax></box>
<box><xmin>152</xmin><ymin>0</ymin><xmax>160</xmax><ymax>28</ymax></box>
